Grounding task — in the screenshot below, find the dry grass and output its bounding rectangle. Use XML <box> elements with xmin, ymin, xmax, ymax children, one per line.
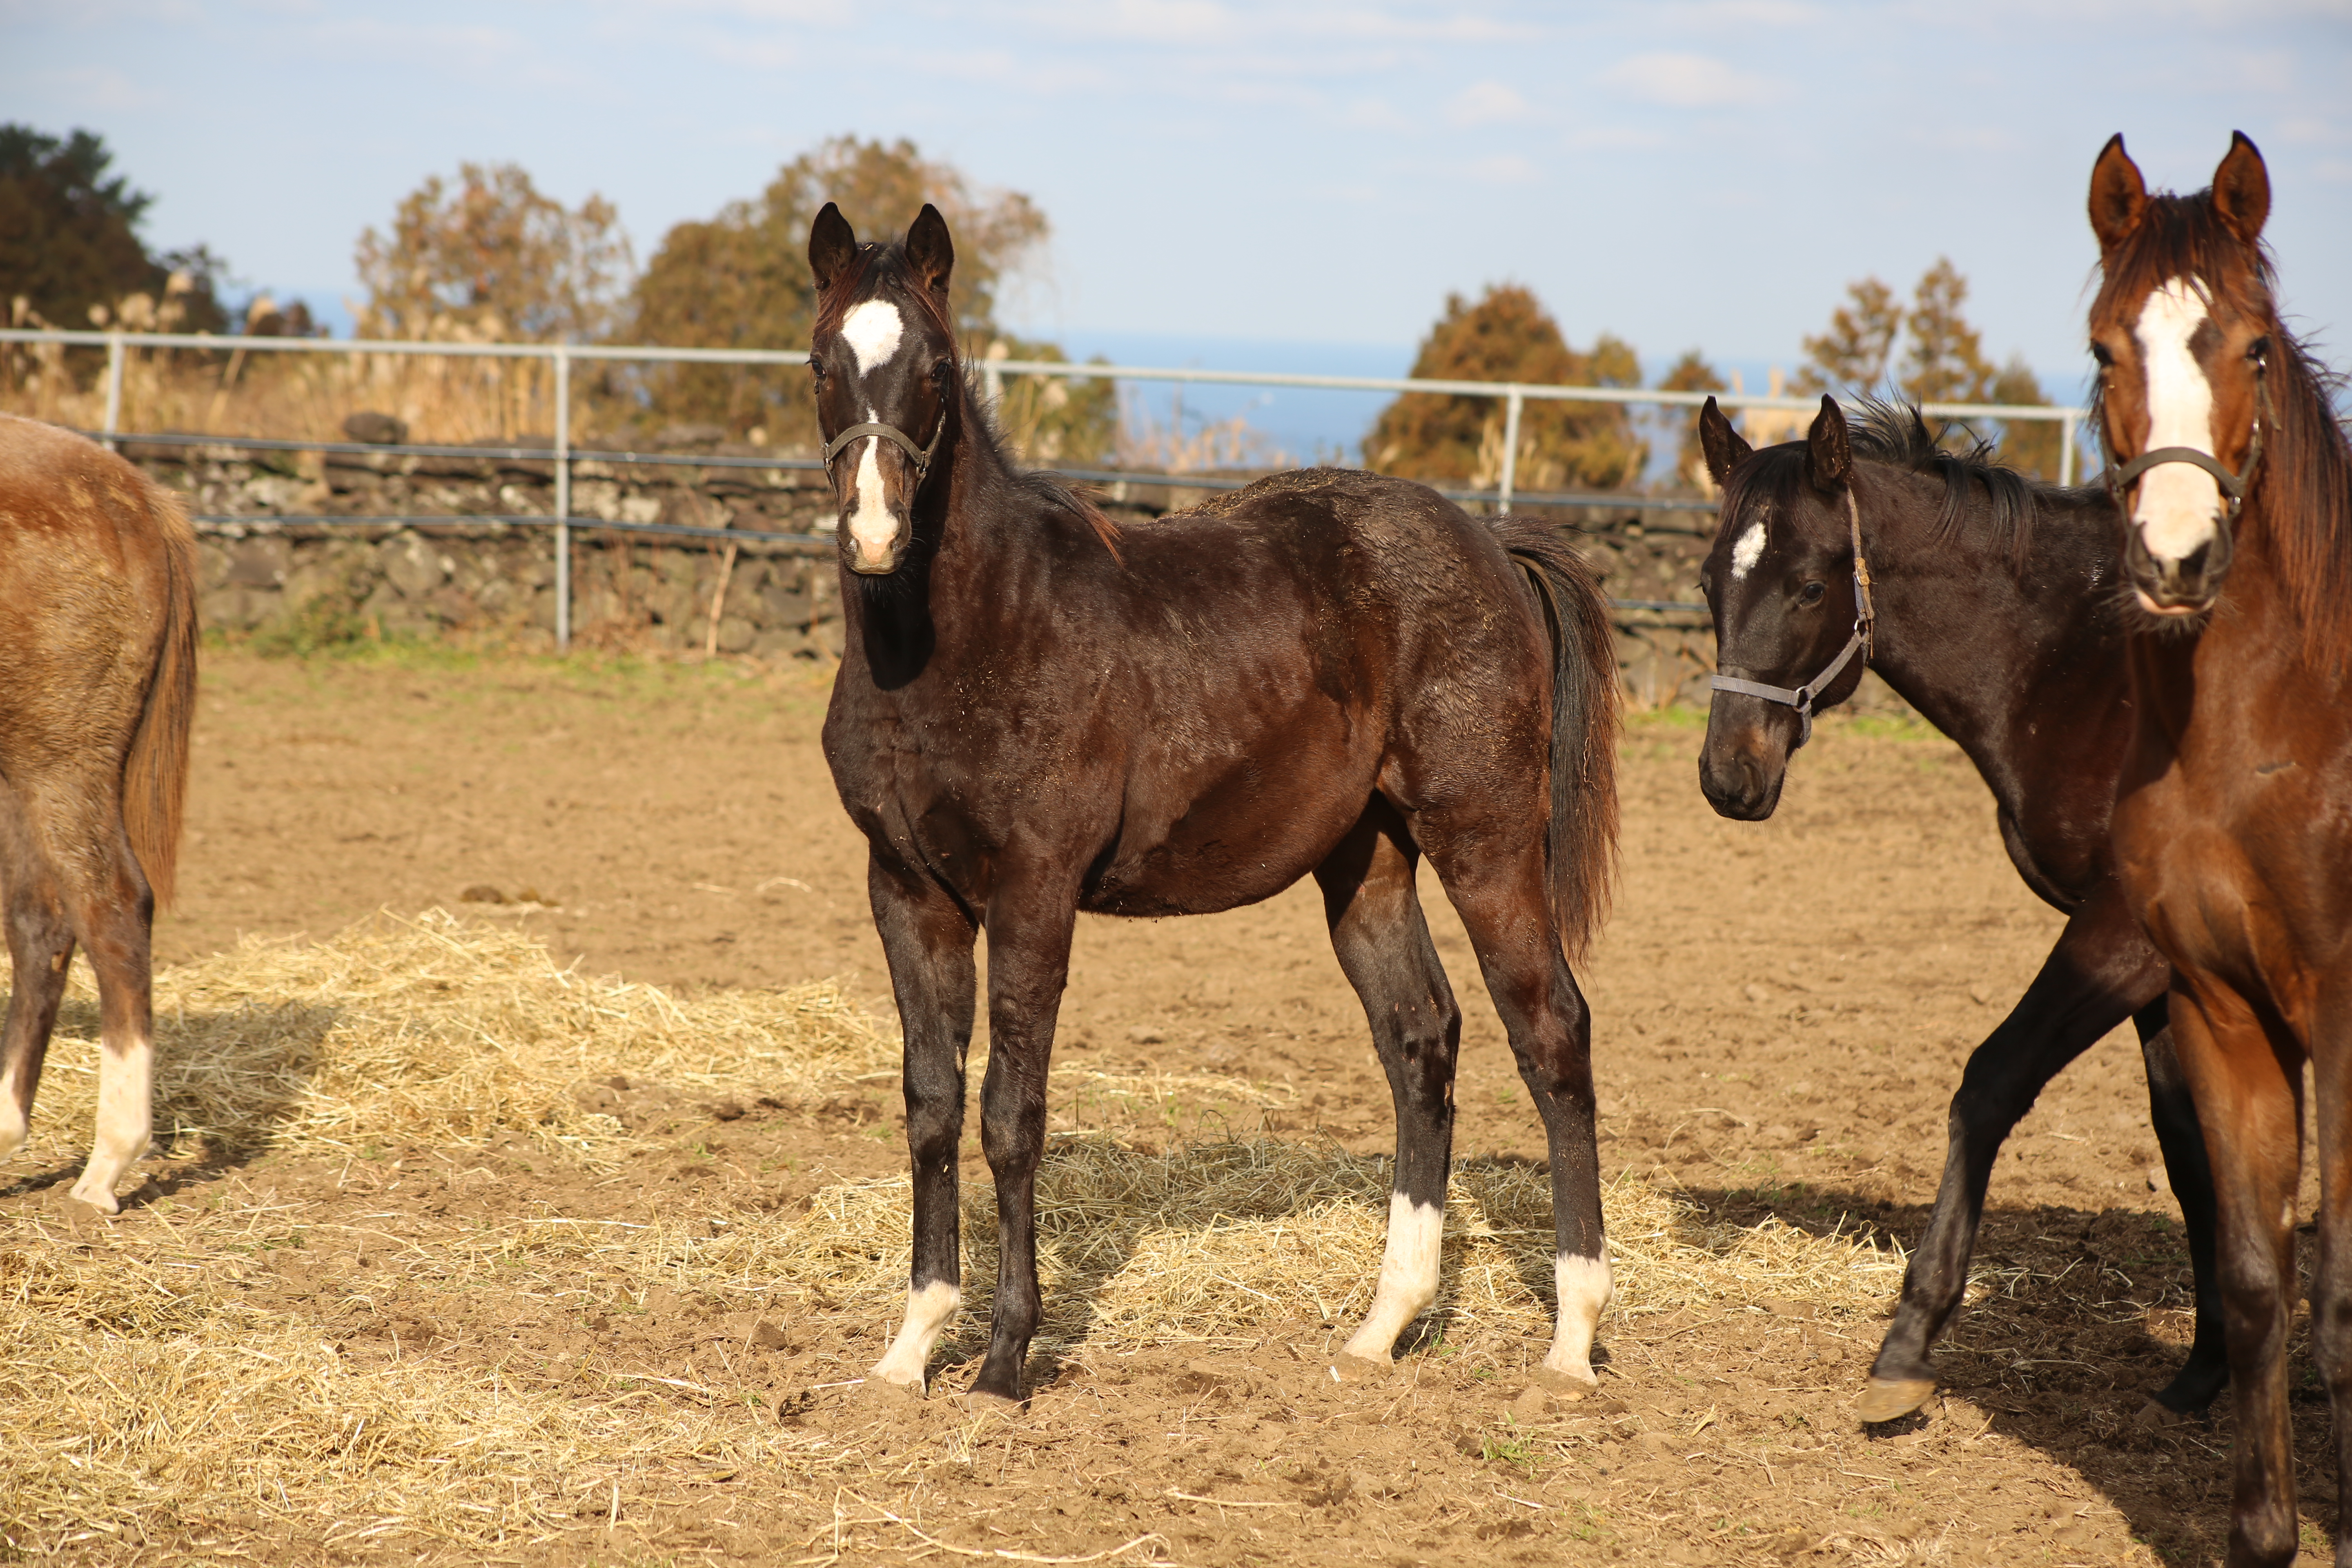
<box><xmin>26</xmin><ymin>909</ymin><xmax>893</xmax><ymax>1164</ymax></box>
<box><xmin>3</xmin><ymin>917</ymin><xmax>1910</xmax><ymax>1558</ymax></box>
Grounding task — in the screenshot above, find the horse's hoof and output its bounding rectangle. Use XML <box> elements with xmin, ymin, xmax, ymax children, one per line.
<box><xmin>956</xmin><ymin>1386</ymin><xmax>1024</xmax><ymax>1414</ymax></box>
<box><xmin>858</xmin><ymin>1372</ymin><xmax>928</xmax><ymax>1403</ymax></box>
<box><xmin>2135</xmin><ymin>1398</ymin><xmax>2192</xmax><ymax>1429</ymax></box>
<box><xmin>1531</xmin><ymin>1364</ymin><xmax>1599</xmax><ymax>1396</ymax></box>
<box><xmin>1857</xmin><ymin>1377</ymin><xmax>1935</xmax><ymax>1425</ymax></box>
<box><xmin>1328</xmin><ymin>1352</ymin><xmax>1389</xmax><ymax>1384</ymax></box>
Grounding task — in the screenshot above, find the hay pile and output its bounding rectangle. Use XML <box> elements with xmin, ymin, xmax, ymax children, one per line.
<box><xmin>3</xmin><ymin>915</ymin><xmax>1907</xmax><ymax>1557</ymax></box>
<box><xmin>24</xmin><ymin>909</ymin><xmax>894</xmax><ymax>1160</ymax></box>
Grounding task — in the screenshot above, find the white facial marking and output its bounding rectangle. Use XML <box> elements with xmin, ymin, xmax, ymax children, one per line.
<box><xmin>1729</xmin><ymin>520</ymin><xmax>1766</xmax><ymax>581</ymax></box>
<box><xmin>871</xmin><ymin>1278</ymin><xmax>960</xmax><ymax>1389</ymax></box>
<box><xmin>845</xmin><ymin>405</ymin><xmax>897</xmax><ymax>568</ymax></box>
<box><xmin>1541</xmin><ymin>1252</ymin><xmax>1613</xmax><ymax>1386</ymax></box>
<box><xmin>840</xmin><ymin>300</ymin><xmax>905</xmax><ymax>374</ymax></box>
<box><xmin>1341</xmin><ymin>1194</ymin><xmax>1444</xmax><ymax>1363</ymax></box>
<box><xmin>2133</xmin><ymin>279</ymin><xmax>2222</xmax><ymax>565</ymax></box>
<box><xmin>69</xmin><ymin>1031</ymin><xmax>153</xmax><ymax>1214</ymax></box>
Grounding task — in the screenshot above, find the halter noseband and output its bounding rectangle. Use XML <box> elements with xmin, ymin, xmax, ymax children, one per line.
<box><xmin>821</xmin><ymin>414</ymin><xmax>946</xmax><ymax>481</ymax></box>
<box><xmin>1708</xmin><ymin>487</ymin><xmax>1878</xmax><ymax>748</ymax></box>
<box><xmin>2100</xmin><ymin>347</ymin><xmax>2272</xmax><ymax>522</ymax></box>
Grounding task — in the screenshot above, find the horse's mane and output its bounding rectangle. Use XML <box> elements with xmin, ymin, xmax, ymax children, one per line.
<box><xmin>815</xmin><ymin>237</ymin><xmax>1120</xmax><ymax>563</ymax></box>
<box><xmin>2093</xmin><ymin>190</ymin><xmax>2352</xmax><ymax>664</ymax></box>
<box><xmin>1719</xmin><ymin>399</ymin><xmax>2090</xmax><ymax>574</ymax></box>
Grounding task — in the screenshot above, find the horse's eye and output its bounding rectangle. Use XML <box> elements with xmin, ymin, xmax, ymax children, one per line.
<box><xmin>808</xmin><ymin>357</ymin><xmax>826</xmax><ymax>381</ymax></box>
<box><xmin>2248</xmin><ymin>336</ymin><xmax>2271</xmax><ymax>365</ymax></box>
<box><xmin>1798</xmin><ymin>581</ymin><xmax>1826</xmax><ymax>607</ymax></box>
<box><xmin>2089</xmin><ymin>341</ymin><xmax>2113</xmax><ymax>367</ymax></box>
<box><xmin>933</xmin><ymin>359</ymin><xmax>953</xmax><ymax>384</ymax></box>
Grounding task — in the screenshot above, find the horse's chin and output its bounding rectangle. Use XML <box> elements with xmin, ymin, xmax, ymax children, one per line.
<box><xmin>2132</xmin><ymin>589</ymin><xmax>2208</xmax><ymax>618</ymax></box>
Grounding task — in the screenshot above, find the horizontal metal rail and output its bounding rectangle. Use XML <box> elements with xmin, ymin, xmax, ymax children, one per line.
<box><xmin>12</xmin><ymin>323</ymin><xmax>2062</xmax><ymax>640</ymax></box>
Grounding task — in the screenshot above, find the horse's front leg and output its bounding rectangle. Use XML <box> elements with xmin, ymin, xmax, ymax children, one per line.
<box><xmin>866</xmin><ymin>853</ymin><xmax>979</xmax><ymax>1393</ymax></box>
<box><xmin>971</xmin><ymin>874</ymin><xmax>1080</xmax><ymax>1403</ymax></box>
<box><xmin>2170</xmin><ymin>978</ymin><xmax>2303</xmax><ymax>1568</ymax></box>
<box><xmin>1862</xmin><ymin>884</ymin><xmax>2166</xmax><ymax>1421</ymax></box>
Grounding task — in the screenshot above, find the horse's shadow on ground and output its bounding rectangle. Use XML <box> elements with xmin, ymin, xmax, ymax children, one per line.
<box><xmin>0</xmin><ymin>994</ymin><xmax>341</xmax><ymax>1208</ymax></box>
<box><xmin>1675</xmin><ymin>1178</ymin><xmax>2314</xmax><ymax>1563</ymax></box>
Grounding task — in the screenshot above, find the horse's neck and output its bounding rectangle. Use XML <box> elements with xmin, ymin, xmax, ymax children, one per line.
<box><xmin>842</xmin><ymin>421</ymin><xmax>1017</xmax><ymax>689</ymax></box>
<box><xmin>1861</xmin><ymin>468</ymin><xmax>2119</xmax><ymax>762</ymax></box>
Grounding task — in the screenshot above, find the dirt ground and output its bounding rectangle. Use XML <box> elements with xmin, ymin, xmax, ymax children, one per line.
<box><xmin>7</xmin><ymin>646</ymin><xmax>2340</xmax><ymax>1566</ymax></box>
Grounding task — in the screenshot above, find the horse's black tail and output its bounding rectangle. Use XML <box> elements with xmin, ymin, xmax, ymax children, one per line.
<box><xmin>1493</xmin><ymin>516</ymin><xmax>1620</xmax><ymax>964</ymax></box>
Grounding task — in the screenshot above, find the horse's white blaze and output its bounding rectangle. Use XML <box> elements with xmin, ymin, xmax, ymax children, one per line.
<box><xmin>2133</xmin><ymin>279</ymin><xmax>2223</xmax><ymax>565</ymax></box>
<box><xmin>841</xmin><ymin>300</ymin><xmax>905</xmax><ymax>374</ymax></box>
<box><xmin>69</xmin><ymin>1033</ymin><xmax>152</xmax><ymax>1213</ymax></box>
<box><xmin>846</xmin><ymin>405</ymin><xmax>896</xmax><ymax>568</ymax></box>
<box><xmin>1341</xmin><ymin>1194</ymin><xmax>1443</xmax><ymax>1361</ymax></box>
<box><xmin>1729</xmin><ymin>520</ymin><xmax>1765</xmax><ymax>581</ymax></box>
<box><xmin>871</xmin><ymin>1278</ymin><xmax>960</xmax><ymax>1388</ymax></box>
<box><xmin>1541</xmin><ymin>1252</ymin><xmax>1613</xmax><ymax>1385</ymax></box>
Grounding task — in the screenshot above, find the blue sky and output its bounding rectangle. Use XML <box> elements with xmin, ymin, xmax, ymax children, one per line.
<box><xmin>9</xmin><ymin>0</ymin><xmax>2350</xmax><ymax>405</ymax></box>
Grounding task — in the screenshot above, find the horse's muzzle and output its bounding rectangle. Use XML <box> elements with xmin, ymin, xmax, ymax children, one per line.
<box><xmin>844</xmin><ymin>509</ymin><xmax>909</xmax><ymax>575</ymax></box>
<box><xmin>2125</xmin><ymin>518</ymin><xmax>2233</xmax><ymax>617</ymax></box>
<box><xmin>1698</xmin><ymin>719</ymin><xmax>1790</xmax><ymax>822</ymax></box>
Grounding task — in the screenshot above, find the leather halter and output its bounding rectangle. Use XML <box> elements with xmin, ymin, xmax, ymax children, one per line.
<box><xmin>821</xmin><ymin>414</ymin><xmax>946</xmax><ymax>481</ymax></box>
<box><xmin>1708</xmin><ymin>487</ymin><xmax>1878</xmax><ymax>748</ymax></box>
<box><xmin>2100</xmin><ymin>349</ymin><xmax>2271</xmax><ymax>522</ymax></box>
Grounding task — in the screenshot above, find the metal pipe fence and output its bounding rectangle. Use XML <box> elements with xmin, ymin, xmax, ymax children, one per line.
<box><xmin>2</xmin><ymin>325</ymin><xmax>2086</xmax><ymax>646</ymax></box>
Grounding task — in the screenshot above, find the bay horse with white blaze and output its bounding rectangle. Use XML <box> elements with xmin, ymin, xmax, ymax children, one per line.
<box><xmin>2088</xmin><ymin>132</ymin><xmax>2352</xmax><ymax>1565</ymax></box>
<box><xmin>0</xmin><ymin>414</ymin><xmax>199</xmax><ymax>1212</ymax></box>
<box><xmin>811</xmin><ymin>202</ymin><xmax>1621</xmax><ymax>1403</ymax></box>
<box><xmin>1694</xmin><ymin>394</ymin><xmax>2225</xmax><ymax>1425</ymax></box>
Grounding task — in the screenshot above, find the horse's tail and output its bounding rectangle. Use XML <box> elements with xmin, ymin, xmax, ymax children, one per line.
<box><xmin>123</xmin><ymin>483</ymin><xmax>199</xmax><ymax>909</ymax></box>
<box><xmin>1493</xmin><ymin>516</ymin><xmax>1620</xmax><ymax>964</ymax></box>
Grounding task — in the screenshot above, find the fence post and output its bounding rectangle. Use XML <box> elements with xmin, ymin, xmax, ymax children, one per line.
<box><xmin>2058</xmin><ymin>409</ymin><xmax>2078</xmax><ymax>488</ymax></box>
<box><xmin>554</xmin><ymin>345</ymin><xmax>571</xmax><ymax>653</ymax></box>
<box><xmin>102</xmin><ymin>332</ymin><xmax>125</xmax><ymax>451</ymax></box>
<box><xmin>1497</xmin><ymin>388</ymin><xmax>1524</xmax><ymax>514</ymax></box>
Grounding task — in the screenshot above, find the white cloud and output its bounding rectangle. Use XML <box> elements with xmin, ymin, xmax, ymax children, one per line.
<box><xmin>1447</xmin><ymin>80</ymin><xmax>1533</xmax><ymax>127</ymax></box>
<box><xmin>1567</xmin><ymin>125</ymin><xmax>1668</xmax><ymax>150</ymax></box>
<box><xmin>1339</xmin><ymin>97</ymin><xmax>1412</xmax><ymax>131</ymax></box>
<box><xmin>1604</xmin><ymin>51</ymin><xmax>1784</xmax><ymax>108</ymax></box>
<box><xmin>47</xmin><ymin>65</ymin><xmax>162</xmax><ymax>111</ymax></box>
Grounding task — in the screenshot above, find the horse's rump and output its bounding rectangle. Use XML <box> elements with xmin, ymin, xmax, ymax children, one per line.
<box><xmin>0</xmin><ymin>415</ymin><xmax>199</xmax><ymax>904</ymax></box>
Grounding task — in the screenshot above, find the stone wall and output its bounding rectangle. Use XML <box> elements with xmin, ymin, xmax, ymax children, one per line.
<box><xmin>134</xmin><ymin>434</ymin><xmax>1796</xmax><ymax>708</ymax></box>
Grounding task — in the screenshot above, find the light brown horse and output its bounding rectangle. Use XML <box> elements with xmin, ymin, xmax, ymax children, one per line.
<box><xmin>0</xmin><ymin>414</ymin><xmax>198</xmax><ymax>1213</ymax></box>
<box><xmin>2088</xmin><ymin>133</ymin><xmax>2352</xmax><ymax>1566</ymax></box>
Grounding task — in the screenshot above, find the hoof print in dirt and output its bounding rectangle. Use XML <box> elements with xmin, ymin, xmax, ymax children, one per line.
<box><xmin>459</xmin><ymin>884</ymin><xmax>507</xmax><ymax>904</ymax></box>
<box><xmin>747</xmin><ymin>1318</ymin><xmax>793</xmax><ymax>1352</ymax></box>
<box><xmin>2135</xmin><ymin>1397</ymin><xmax>2198</xmax><ymax>1430</ymax></box>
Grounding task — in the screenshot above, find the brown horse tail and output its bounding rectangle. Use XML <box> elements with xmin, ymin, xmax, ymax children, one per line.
<box><xmin>1494</xmin><ymin>517</ymin><xmax>1620</xmax><ymax>964</ymax></box>
<box><xmin>124</xmin><ymin>484</ymin><xmax>200</xmax><ymax>909</ymax></box>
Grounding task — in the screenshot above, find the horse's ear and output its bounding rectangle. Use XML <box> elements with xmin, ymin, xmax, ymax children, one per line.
<box><xmin>1804</xmin><ymin>395</ymin><xmax>1851</xmax><ymax>490</ymax></box>
<box><xmin>2212</xmin><ymin>130</ymin><xmax>2270</xmax><ymax>247</ymax></box>
<box><xmin>2087</xmin><ymin>134</ymin><xmax>2147</xmax><ymax>254</ymax></box>
<box><xmin>906</xmin><ymin>203</ymin><xmax>954</xmax><ymax>297</ymax></box>
<box><xmin>1698</xmin><ymin>396</ymin><xmax>1751</xmax><ymax>488</ymax></box>
<box><xmin>809</xmin><ymin>203</ymin><xmax>856</xmax><ymax>293</ymax></box>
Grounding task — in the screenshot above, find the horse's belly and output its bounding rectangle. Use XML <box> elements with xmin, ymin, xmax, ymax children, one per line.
<box><xmin>1081</xmin><ymin>761</ymin><xmax>1377</xmax><ymax>917</ymax></box>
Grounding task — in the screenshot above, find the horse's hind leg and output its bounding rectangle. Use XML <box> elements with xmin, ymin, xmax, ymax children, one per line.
<box><xmin>0</xmin><ymin>803</ymin><xmax>76</xmax><ymax>1168</ymax></box>
<box><xmin>1421</xmin><ymin>826</ymin><xmax>1608</xmax><ymax>1389</ymax></box>
<box><xmin>52</xmin><ymin>786</ymin><xmax>159</xmax><ymax>1214</ymax></box>
<box><xmin>1314</xmin><ymin>801</ymin><xmax>1463</xmax><ymax>1372</ymax></box>
<box><xmin>865</xmin><ymin>854</ymin><xmax>979</xmax><ymax>1393</ymax></box>
<box><xmin>1862</xmin><ymin>888</ymin><xmax>2167</xmax><ymax>1421</ymax></box>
